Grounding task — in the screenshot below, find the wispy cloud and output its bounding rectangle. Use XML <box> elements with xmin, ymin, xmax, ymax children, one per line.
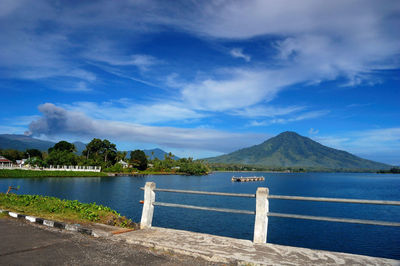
<box><xmin>314</xmin><ymin>128</ymin><xmax>400</xmax><ymax>165</ymax></box>
<box><xmin>230</xmin><ymin>48</ymin><xmax>251</xmax><ymax>62</ymax></box>
<box><xmin>84</xmin><ymin>41</ymin><xmax>161</xmax><ymax>71</ymax></box>
<box><xmin>247</xmin><ymin>110</ymin><xmax>329</xmax><ymax>127</ymax></box>
<box><xmin>62</xmin><ymin>100</ymin><xmax>205</xmax><ymax>124</ymax></box>
<box><xmin>270</xmin><ymin>110</ymin><xmax>329</xmax><ymax>124</ymax></box>
<box><xmin>179</xmin><ymin>1</ymin><xmax>400</xmax><ymax>87</ymax></box>
<box><xmin>233</xmin><ymin>105</ymin><xmax>305</xmax><ymax>118</ymax></box>
<box><xmin>1</xmin><ymin>0</ymin><xmax>399</xmax><ymax>108</ymax></box>
<box><xmin>180</xmin><ymin>68</ymin><xmax>297</xmax><ymax>111</ymax></box>
<box><xmin>308</xmin><ymin>128</ymin><xmax>319</xmax><ymax>135</ymax></box>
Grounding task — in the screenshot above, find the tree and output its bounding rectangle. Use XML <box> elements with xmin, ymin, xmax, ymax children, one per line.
<box><xmin>48</xmin><ymin>141</ymin><xmax>76</xmax><ymax>153</ymax></box>
<box><xmin>0</xmin><ymin>149</ymin><xmax>24</xmax><ymax>162</ymax></box>
<box><xmin>25</xmin><ymin>149</ymin><xmax>43</xmax><ymax>159</ymax></box>
<box><xmin>116</xmin><ymin>151</ymin><xmax>127</xmax><ymax>162</ymax></box>
<box><xmin>82</xmin><ymin>138</ymin><xmax>118</xmax><ymax>167</ymax></box>
<box><xmin>46</xmin><ymin>141</ymin><xmax>78</xmax><ymax>166</ymax></box>
<box><xmin>83</xmin><ymin>138</ymin><xmax>103</xmax><ymax>160</ymax></box>
<box><xmin>101</xmin><ymin>139</ymin><xmax>117</xmax><ymax>163</ymax></box>
<box><xmin>130</xmin><ymin>150</ymin><xmax>148</xmax><ymax>170</ymax></box>
<box><xmin>45</xmin><ymin>150</ymin><xmax>78</xmax><ymax>166</ymax></box>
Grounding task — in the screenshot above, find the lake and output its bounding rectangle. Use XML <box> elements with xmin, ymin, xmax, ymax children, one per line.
<box><xmin>1</xmin><ymin>172</ymin><xmax>399</xmax><ymax>259</ymax></box>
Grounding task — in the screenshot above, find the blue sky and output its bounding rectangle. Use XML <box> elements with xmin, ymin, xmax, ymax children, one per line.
<box><xmin>0</xmin><ymin>0</ymin><xmax>399</xmax><ymax>164</ymax></box>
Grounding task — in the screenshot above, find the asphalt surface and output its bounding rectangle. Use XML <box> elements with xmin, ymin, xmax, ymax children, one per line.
<box><xmin>0</xmin><ymin>217</ymin><xmax>226</xmax><ymax>266</ymax></box>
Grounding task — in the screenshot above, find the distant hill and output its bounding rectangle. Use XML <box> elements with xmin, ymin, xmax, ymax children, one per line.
<box><xmin>125</xmin><ymin>148</ymin><xmax>179</xmax><ymax>160</ymax></box>
<box><xmin>144</xmin><ymin>148</ymin><xmax>179</xmax><ymax>160</ymax></box>
<box><xmin>0</xmin><ymin>134</ymin><xmax>55</xmax><ymax>151</ymax></box>
<box><xmin>72</xmin><ymin>141</ymin><xmax>86</xmax><ymax>154</ymax></box>
<box><xmin>204</xmin><ymin>131</ymin><xmax>391</xmax><ymax>170</ymax></box>
<box><xmin>0</xmin><ymin>134</ymin><xmax>86</xmax><ymax>154</ymax></box>
<box><xmin>126</xmin><ymin>148</ymin><xmax>180</xmax><ymax>160</ymax></box>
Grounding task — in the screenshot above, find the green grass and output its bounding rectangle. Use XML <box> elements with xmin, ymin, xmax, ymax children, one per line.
<box><xmin>0</xmin><ymin>169</ymin><xmax>107</xmax><ymax>178</ymax></box>
<box><xmin>0</xmin><ymin>193</ymin><xmax>136</xmax><ymax>228</ymax></box>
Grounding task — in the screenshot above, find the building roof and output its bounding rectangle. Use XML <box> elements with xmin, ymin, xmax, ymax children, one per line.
<box><xmin>0</xmin><ymin>156</ymin><xmax>12</xmax><ymax>163</ymax></box>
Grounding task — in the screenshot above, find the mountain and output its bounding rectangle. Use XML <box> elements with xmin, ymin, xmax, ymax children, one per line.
<box><xmin>143</xmin><ymin>148</ymin><xmax>179</xmax><ymax>160</ymax></box>
<box><xmin>0</xmin><ymin>134</ymin><xmax>55</xmax><ymax>151</ymax></box>
<box><xmin>124</xmin><ymin>148</ymin><xmax>179</xmax><ymax>160</ymax></box>
<box><xmin>0</xmin><ymin>134</ymin><xmax>86</xmax><ymax>154</ymax></box>
<box><xmin>73</xmin><ymin>141</ymin><xmax>86</xmax><ymax>154</ymax></box>
<box><xmin>204</xmin><ymin>131</ymin><xmax>391</xmax><ymax>170</ymax></box>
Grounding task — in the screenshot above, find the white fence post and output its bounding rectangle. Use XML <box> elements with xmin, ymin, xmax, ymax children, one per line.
<box><xmin>140</xmin><ymin>182</ymin><xmax>156</xmax><ymax>229</ymax></box>
<box><xmin>253</xmin><ymin>187</ymin><xmax>269</xmax><ymax>243</ymax></box>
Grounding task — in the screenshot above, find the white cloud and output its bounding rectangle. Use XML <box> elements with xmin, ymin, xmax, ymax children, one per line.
<box><xmin>180</xmin><ymin>68</ymin><xmax>298</xmax><ymax>111</ymax></box>
<box><xmin>69</xmin><ymin>82</ymin><xmax>92</xmax><ymax>92</ymax></box>
<box><xmin>308</xmin><ymin>128</ymin><xmax>319</xmax><ymax>135</ymax></box>
<box><xmin>84</xmin><ymin>41</ymin><xmax>161</xmax><ymax>71</ymax></box>
<box><xmin>245</xmin><ymin>110</ymin><xmax>329</xmax><ymax>127</ymax></box>
<box><xmin>314</xmin><ymin>128</ymin><xmax>400</xmax><ymax>165</ymax></box>
<box><xmin>1</xmin><ymin>0</ymin><xmax>399</xmax><ymax>109</ymax></box>
<box><xmin>269</xmin><ymin>110</ymin><xmax>329</xmax><ymax>124</ymax></box>
<box><xmin>62</xmin><ymin>100</ymin><xmax>205</xmax><ymax>124</ymax></box>
<box><xmin>230</xmin><ymin>48</ymin><xmax>251</xmax><ymax>62</ymax></box>
<box><xmin>92</xmin><ymin>54</ymin><xmax>159</xmax><ymax>70</ymax></box>
<box><xmin>233</xmin><ymin>105</ymin><xmax>304</xmax><ymax>118</ymax></box>
<box><xmin>27</xmin><ymin>103</ymin><xmax>268</xmax><ymax>152</ymax></box>
<box><xmin>0</xmin><ymin>125</ymin><xmax>27</xmax><ymax>134</ymax></box>
<box><xmin>248</xmin><ymin>120</ymin><xmax>268</xmax><ymax>127</ymax></box>
<box><xmin>178</xmin><ymin>0</ymin><xmax>400</xmax><ymax>86</ymax></box>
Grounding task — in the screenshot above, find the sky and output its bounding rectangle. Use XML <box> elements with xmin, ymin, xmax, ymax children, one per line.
<box><xmin>0</xmin><ymin>0</ymin><xmax>399</xmax><ymax>165</ymax></box>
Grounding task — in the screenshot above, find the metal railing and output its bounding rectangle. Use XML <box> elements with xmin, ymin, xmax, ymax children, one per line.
<box><xmin>140</xmin><ymin>182</ymin><xmax>400</xmax><ymax>243</ymax></box>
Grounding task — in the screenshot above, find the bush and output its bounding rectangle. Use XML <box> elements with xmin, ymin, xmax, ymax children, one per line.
<box><xmin>0</xmin><ymin>193</ymin><xmax>136</xmax><ymax>228</ymax></box>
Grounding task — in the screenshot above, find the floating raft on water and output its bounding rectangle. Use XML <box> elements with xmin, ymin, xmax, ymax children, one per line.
<box><xmin>231</xmin><ymin>176</ymin><xmax>265</xmax><ymax>182</ymax></box>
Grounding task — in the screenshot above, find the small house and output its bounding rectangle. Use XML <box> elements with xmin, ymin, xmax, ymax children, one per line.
<box><xmin>118</xmin><ymin>160</ymin><xmax>129</xmax><ymax>168</ymax></box>
<box><xmin>0</xmin><ymin>156</ymin><xmax>12</xmax><ymax>168</ymax></box>
<box><xmin>16</xmin><ymin>159</ymin><xmax>28</xmax><ymax>167</ymax></box>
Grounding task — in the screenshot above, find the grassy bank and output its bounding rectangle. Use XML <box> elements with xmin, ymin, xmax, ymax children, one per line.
<box><xmin>0</xmin><ymin>193</ymin><xmax>136</xmax><ymax>228</ymax></box>
<box><xmin>0</xmin><ymin>169</ymin><xmax>107</xmax><ymax>178</ymax></box>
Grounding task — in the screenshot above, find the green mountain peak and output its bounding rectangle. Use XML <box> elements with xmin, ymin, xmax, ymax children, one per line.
<box><xmin>205</xmin><ymin>131</ymin><xmax>391</xmax><ymax>170</ymax></box>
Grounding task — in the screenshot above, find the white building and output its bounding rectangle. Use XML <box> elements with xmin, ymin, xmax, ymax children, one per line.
<box><xmin>16</xmin><ymin>159</ymin><xmax>28</xmax><ymax>168</ymax></box>
<box><xmin>118</xmin><ymin>160</ymin><xmax>129</xmax><ymax>168</ymax></box>
<box><xmin>0</xmin><ymin>156</ymin><xmax>12</xmax><ymax>168</ymax></box>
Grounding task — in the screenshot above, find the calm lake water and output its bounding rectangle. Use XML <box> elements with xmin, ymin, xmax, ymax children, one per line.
<box><xmin>1</xmin><ymin>172</ymin><xmax>399</xmax><ymax>259</ymax></box>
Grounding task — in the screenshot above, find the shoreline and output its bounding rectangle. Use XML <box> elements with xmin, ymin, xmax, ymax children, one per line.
<box><xmin>0</xmin><ymin>169</ymin><xmax>208</xmax><ymax>178</ymax></box>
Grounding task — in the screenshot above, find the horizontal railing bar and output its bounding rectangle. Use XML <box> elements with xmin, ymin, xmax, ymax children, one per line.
<box><xmin>140</xmin><ymin>187</ymin><xmax>255</xmax><ymax>198</ymax></box>
<box><xmin>153</xmin><ymin>201</ymin><xmax>255</xmax><ymax>215</ymax></box>
<box><xmin>268</xmin><ymin>212</ymin><xmax>400</xmax><ymax>227</ymax></box>
<box><xmin>268</xmin><ymin>195</ymin><xmax>400</xmax><ymax>206</ymax></box>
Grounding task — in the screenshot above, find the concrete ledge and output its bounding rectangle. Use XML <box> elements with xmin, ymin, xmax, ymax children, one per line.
<box><xmin>8</xmin><ymin>212</ymin><xmax>18</xmax><ymax>218</ymax></box>
<box><xmin>2</xmin><ymin>209</ymin><xmax>98</xmax><ymax>238</ymax></box>
<box><xmin>43</xmin><ymin>220</ymin><xmax>54</xmax><ymax>227</ymax></box>
<box><xmin>65</xmin><ymin>224</ymin><xmax>79</xmax><ymax>231</ymax></box>
<box><xmin>78</xmin><ymin>227</ymin><xmax>93</xmax><ymax>235</ymax></box>
<box><xmin>113</xmin><ymin>227</ymin><xmax>399</xmax><ymax>266</ymax></box>
<box><xmin>53</xmin><ymin>221</ymin><xmax>65</xmax><ymax>229</ymax></box>
<box><xmin>25</xmin><ymin>216</ymin><xmax>36</xmax><ymax>222</ymax></box>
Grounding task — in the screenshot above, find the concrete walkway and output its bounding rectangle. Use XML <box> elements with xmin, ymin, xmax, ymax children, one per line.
<box><xmin>0</xmin><ymin>218</ymin><xmax>223</xmax><ymax>266</ymax></box>
<box><xmin>1</xmin><ymin>212</ymin><xmax>399</xmax><ymax>265</ymax></box>
<box><xmin>113</xmin><ymin>227</ymin><xmax>399</xmax><ymax>265</ymax></box>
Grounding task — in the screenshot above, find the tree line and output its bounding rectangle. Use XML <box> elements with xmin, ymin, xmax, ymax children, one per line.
<box><xmin>0</xmin><ymin>138</ymin><xmax>210</xmax><ymax>175</ymax></box>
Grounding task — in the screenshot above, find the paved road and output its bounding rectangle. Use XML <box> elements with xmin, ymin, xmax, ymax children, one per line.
<box><xmin>0</xmin><ymin>218</ymin><xmax>225</xmax><ymax>266</ymax></box>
